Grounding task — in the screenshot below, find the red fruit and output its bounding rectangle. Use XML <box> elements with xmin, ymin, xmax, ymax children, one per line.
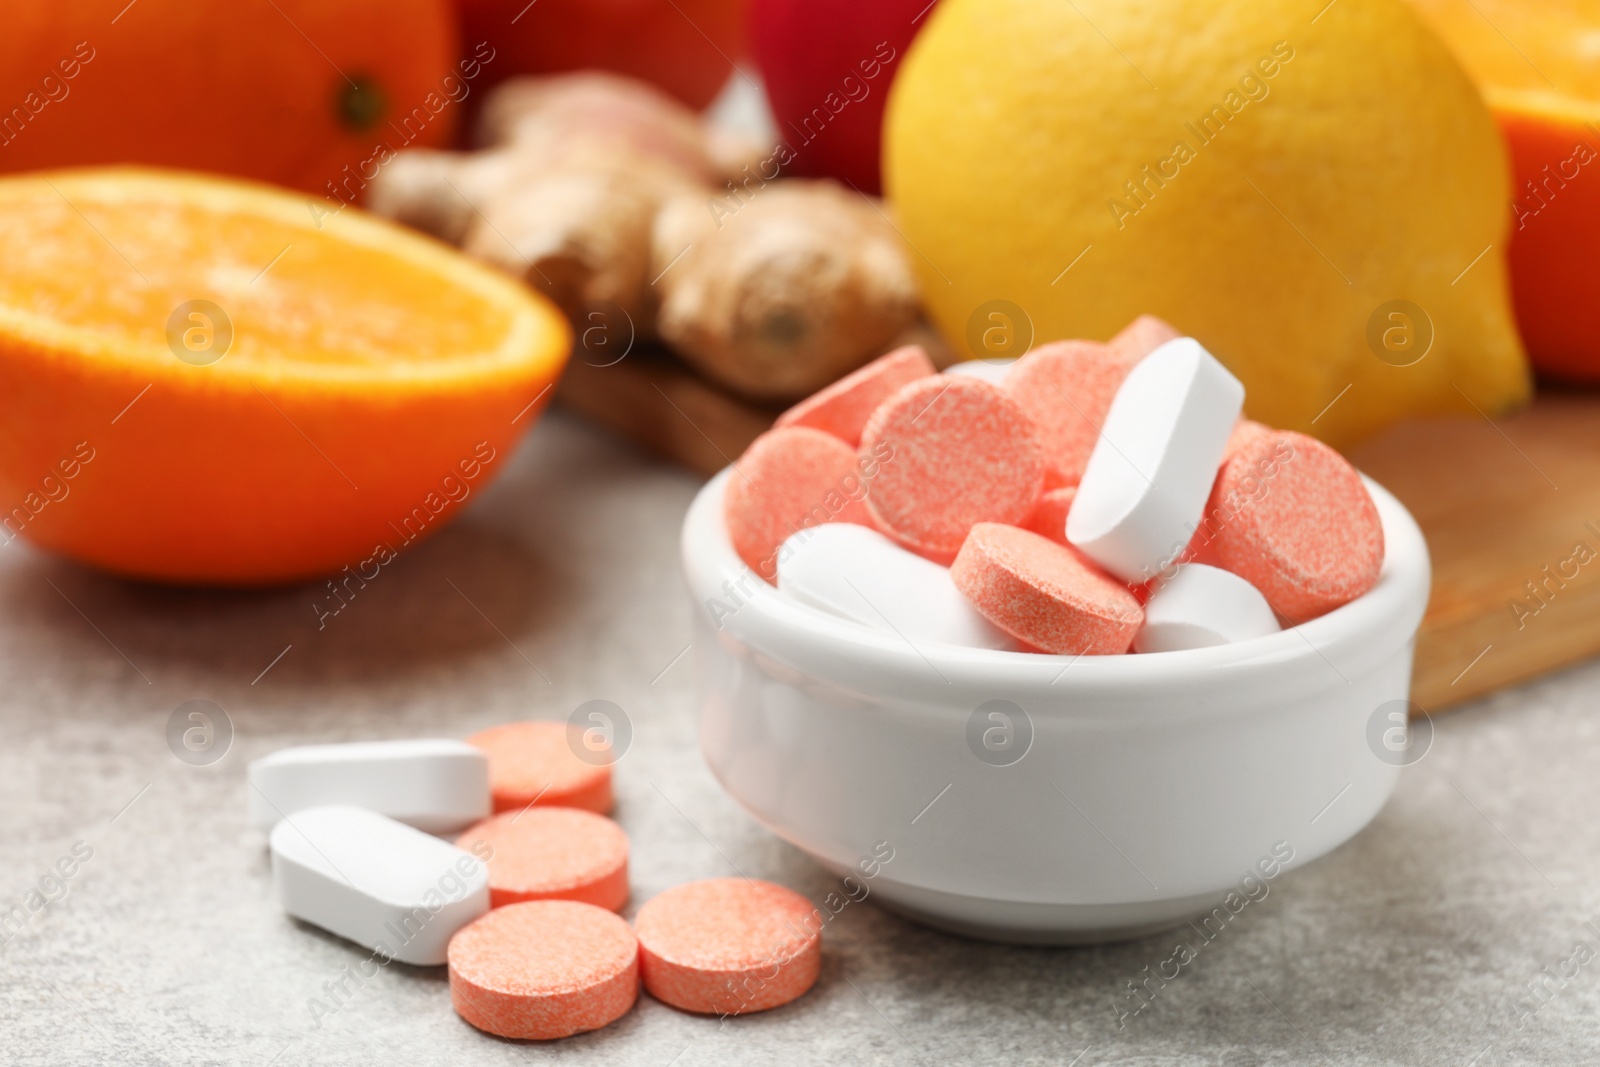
<box><xmin>456</xmin><ymin>0</ymin><xmax>744</xmax><ymax>109</ymax></box>
<box><xmin>748</xmin><ymin>0</ymin><xmax>933</xmax><ymax>193</ymax></box>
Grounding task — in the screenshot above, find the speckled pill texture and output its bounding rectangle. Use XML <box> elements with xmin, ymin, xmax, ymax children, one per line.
<box><xmin>447</xmin><ymin>900</ymin><xmax>638</xmax><ymax>1040</ymax></box>
<box><xmin>858</xmin><ymin>376</ymin><xmax>1043</xmax><ymax>563</ymax></box>
<box><xmin>951</xmin><ymin>522</ymin><xmax>1143</xmax><ymax>654</ymax></box>
<box><xmin>634</xmin><ymin>878</ymin><xmax>822</xmax><ymax>1016</ymax></box>
<box><xmin>1023</xmin><ymin>486</ymin><xmax>1077</xmax><ymax>545</ymax></box>
<box><xmin>1004</xmin><ymin>339</ymin><xmax>1142</xmax><ymax>489</ymax></box>
<box><xmin>774</xmin><ymin>345</ymin><xmax>936</xmax><ymax>445</ymax></box>
<box><xmin>467</xmin><ymin>721</ymin><xmax>613</xmax><ymax>815</ymax></box>
<box><xmin>1208</xmin><ymin>430</ymin><xmax>1383</xmax><ymax>622</ymax></box>
<box><xmin>455</xmin><ymin>808</ymin><xmax>629</xmax><ymax>911</ymax></box>
<box><xmin>723</xmin><ymin>426</ymin><xmax>877</xmax><ymax>582</ymax></box>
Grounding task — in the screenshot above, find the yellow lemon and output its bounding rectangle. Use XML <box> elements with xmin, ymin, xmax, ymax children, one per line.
<box><xmin>885</xmin><ymin>0</ymin><xmax>1530</xmax><ymax>445</ymax></box>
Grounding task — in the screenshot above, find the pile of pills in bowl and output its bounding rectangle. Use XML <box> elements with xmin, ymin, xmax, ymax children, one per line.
<box><xmin>251</xmin><ymin>723</ymin><xmax>821</xmax><ymax>1040</ymax></box>
<box><xmin>725</xmin><ymin>316</ymin><xmax>1385</xmax><ymax>655</ymax></box>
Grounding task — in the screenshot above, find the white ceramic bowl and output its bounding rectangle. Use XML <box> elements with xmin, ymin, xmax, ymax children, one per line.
<box><xmin>681</xmin><ymin>470</ymin><xmax>1430</xmax><ymax>943</ymax></box>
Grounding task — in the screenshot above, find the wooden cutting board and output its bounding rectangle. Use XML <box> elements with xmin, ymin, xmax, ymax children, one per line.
<box><xmin>559</xmin><ymin>348</ymin><xmax>1600</xmax><ymax>711</ymax></box>
<box><xmin>1348</xmin><ymin>390</ymin><xmax>1600</xmax><ymax>710</ymax></box>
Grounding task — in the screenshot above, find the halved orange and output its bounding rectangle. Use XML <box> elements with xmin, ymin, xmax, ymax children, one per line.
<box><xmin>0</xmin><ymin>168</ymin><xmax>570</xmax><ymax>584</ymax></box>
<box><xmin>1409</xmin><ymin>0</ymin><xmax>1600</xmax><ymax>380</ymax></box>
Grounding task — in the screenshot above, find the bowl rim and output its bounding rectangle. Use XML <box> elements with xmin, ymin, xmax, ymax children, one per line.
<box><xmin>681</xmin><ymin>466</ymin><xmax>1431</xmax><ymax>709</ymax></box>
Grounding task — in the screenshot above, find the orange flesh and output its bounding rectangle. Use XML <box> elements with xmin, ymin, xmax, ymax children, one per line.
<box><xmin>0</xmin><ymin>172</ymin><xmax>542</xmax><ymax>381</ymax></box>
<box><xmin>0</xmin><ymin>168</ymin><xmax>569</xmax><ymax>584</ymax></box>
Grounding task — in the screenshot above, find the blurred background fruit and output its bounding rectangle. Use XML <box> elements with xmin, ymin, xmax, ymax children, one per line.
<box><xmin>885</xmin><ymin>0</ymin><xmax>1531</xmax><ymax>446</ymax></box>
<box><xmin>747</xmin><ymin>0</ymin><xmax>931</xmax><ymax>193</ymax></box>
<box><xmin>456</xmin><ymin>0</ymin><xmax>744</xmax><ymax>110</ymax></box>
<box><xmin>0</xmin><ymin>169</ymin><xmax>569</xmax><ymax>584</ymax></box>
<box><xmin>369</xmin><ymin>72</ymin><xmax>919</xmax><ymax>407</ymax></box>
<box><xmin>0</xmin><ymin>0</ymin><xmax>459</xmax><ymax>195</ymax></box>
<box><xmin>1408</xmin><ymin>0</ymin><xmax>1600</xmax><ymax>383</ymax></box>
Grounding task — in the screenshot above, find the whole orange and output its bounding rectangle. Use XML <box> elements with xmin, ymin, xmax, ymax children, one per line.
<box><xmin>0</xmin><ymin>0</ymin><xmax>462</xmax><ymax>197</ymax></box>
<box><xmin>455</xmin><ymin>0</ymin><xmax>744</xmax><ymax>109</ymax></box>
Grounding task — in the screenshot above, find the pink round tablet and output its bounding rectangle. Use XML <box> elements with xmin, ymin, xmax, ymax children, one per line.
<box><xmin>455</xmin><ymin>808</ymin><xmax>630</xmax><ymax>912</ymax></box>
<box><xmin>774</xmin><ymin>345</ymin><xmax>936</xmax><ymax>446</ymax></box>
<box><xmin>634</xmin><ymin>878</ymin><xmax>821</xmax><ymax>1016</ymax></box>
<box><xmin>950</xmin><ymin>523</ymin><xmax>1143</xmax><ymax>654</ymax></box>
<box><xmin>448</xmin><ymin>900</ymin><xmax>638</xmax><ymax>1040</ymax></box>
<box><xmin>1108</xmin><ymin>314</ymin><xmax>1182</xmax><ymax>362</ymax></box>
<box><xmin>1023</xmin><ymin>486</ymin><xmax>1076</xmax><ymax>545</ymax></box>
<box><xmin>468</xmin><ymin>721</ymin><xmax>613</xmax><ymax>815</ymax></box>
<box><xmin>1221</xmin><ymin>419</ymin><xmax>1272</xmax><ymax>465</ymax></box>
<box><xmin>1004</xmin><ymin>340</ymin><xmax>1138</xmax><ymax>489</ymax></box>
<box><xmin>1208</xmin><ymin>430</ymin><xmax>1383</xmax><ymax>622</ymax></box>
<box><xmin>858</xmin><ymin>376</ymin><xmax>1044</xmax><ymax>563</ymax></box>
<box><xmin>724</xmin><ymin>426</ymin><xmax>877</xmax><ymax>582</ymax></box>
<box><xmin>1175</xmin><ymin>420</ymin><xmax>1273</xmax><ymax>569</ymax></box>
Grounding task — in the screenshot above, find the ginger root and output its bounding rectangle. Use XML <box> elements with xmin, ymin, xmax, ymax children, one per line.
<box><xmin>652</xmin><ymin>181</ymin><xmax>918</xmax><ymax>398</ymax></box>
<box><xmin>367</xmin><ymin>73</ymin><xmax>717</xmax><ymax>327</ymax></box>
<box><xmin>366</xmin><ymin>72</ymin><xmax>918</xmax><ymax>400</ymax></box>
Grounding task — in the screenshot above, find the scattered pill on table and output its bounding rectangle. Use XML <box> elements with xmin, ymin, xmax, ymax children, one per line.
<box><xmin>951</xmin><ymin>522</ymin><xmax>1144</xmax><ymax>655</ymax></box>
<box><xmin>455</xmin><ymin>808</ymin><xmax>630</xmax><ymax>912</ymax></box>
<box><xmin>1207</xmin><ymin>430</ymin><xmax>1384</xmax><ymax>622</ymax></box>
<box><xmin>633</xmin><ymin>878</ymin><xmax>822</xmax><ymax>1016</ymax></box>
<box><xmin>467</xmin><ymin>721</ymin><xmax>614</xmax><ymax>815</ymax></box>
<box><xmin>858</xmin><ymin>375</ymin><xmax>1044</xmax><ymax>564</ymax></box>
<box><xmin>723</xmin><ymin>425</ymin><xmax>879</xmax><ymax>582</ymax></box>
<box><xmin>1067</xmin><ymin>337</ymin><xmax>1244</xmax><ymax>583</ymax></box>
<box><xmin>776</xmin><ymin>522</ymin><xmax>1015</xmax><ymax>650</ymax></box>
<box><xmin>247</xmin><ymin>739</ymin><xmax>489</xmax><ymax>833</ymax></box>
<box><xmin>773</xmin><ymin>344</ymin><xmax>936</xmax><ymax>445</ymax></box>
<box><xmin>448</xmin><ymin>900</ymin><xmax>639</xmax><ymax>1040</ymax></box>
<box><xmin>1134</xmin><ymin>563</ymin><xmax>1281</xmax><ymax>653</ymax></box>
<box><xmin>269</xmin><ymin>804</ymin><xmax>490</xmax><ymax>966</ymax></box>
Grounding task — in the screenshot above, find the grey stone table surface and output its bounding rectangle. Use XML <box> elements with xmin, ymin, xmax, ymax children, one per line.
<box><xmin>3</xmin><ymin>410</ymin><xmax>1598</xmax><ymax>1066</ymax></box>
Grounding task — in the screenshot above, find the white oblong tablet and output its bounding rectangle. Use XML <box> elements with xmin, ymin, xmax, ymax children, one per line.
<box><xmin>269</xmin><ymin>805</ymin><xmax>490</xmax><ymax>966</ymax></box>
<box><xmin>248</xmin><ymin>739</ymin><xmax>490</xmax><ymax>833</ymax></box>
<box><xmin>943</xmin><ymin>358</ymin><xmax>1015</xmax><ymax>384</ymax></box>
<box><xmin>1134</xmin><ymin>563</ymin><xmax>1280</xmax><ymax>653</ymax></box>
<box><xmin>775</xmin><ymin>522</ymin><xmax>1016</xmax><ymax>650</ymax></box>
<box><xmin>1067</xmin><ymin>337</ymin><xmax>1244</xmax><ymax>583</ymax></box>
